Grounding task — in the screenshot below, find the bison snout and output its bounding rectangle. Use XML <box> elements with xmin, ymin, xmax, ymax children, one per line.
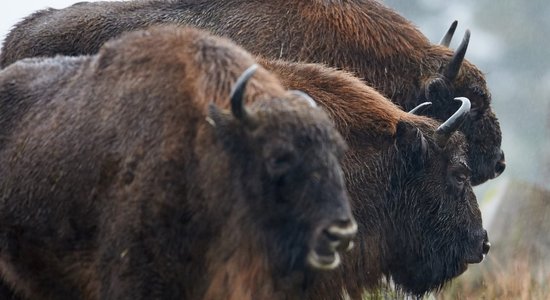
<box><xmin>307</xmin><ymin>218</ymin><xmax>357</xmax><ymax>270</ymax></box>
<box><xmin>482</xmin><ymin>230</ymin><xmax>491</xmax><ymax>257</ymax></box>
<box><xmin>325</xmin><ymin>219</ymin><xmax>358</xmax><ymax>252</ymax></box>
<box><xmin>483</xmin><ymin>241</ymin><xmax>491</xmax><ymax>256</ymax></box>
<box><xmin>465</xmin><ymin>229</ymin><xmax>490</xmax><ymax>264</ymax></box>
<box><xmin>494</xmin><ymin>150</ymin><xmax>506</xmax><ymax>177</ymax></box>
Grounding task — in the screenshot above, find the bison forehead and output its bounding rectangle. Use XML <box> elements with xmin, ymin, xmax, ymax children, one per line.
<box><xmin>413</xmin><ymin>117</ymin><xmax>468</xmax><ymax>149</ymax></box>
<box><xmin>249</xmin><ymin>111</ymin><xmax>347</xmax><ymax>156</ymax></box>
<box><xmin>252</xmin><ymin>99</ymin><xmax>334</xmax><ymax>129</ymax></box>
<box><xmin>257</xmin><ymin>121</ymin><xmax>346</xmax><ymax>149</ymax></box>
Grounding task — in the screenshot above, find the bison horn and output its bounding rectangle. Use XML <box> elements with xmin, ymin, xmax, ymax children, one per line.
<box><xmin>408</xmin><ymin>102</ymin><xmax>432</xmax><ymax>115</ymax></box>
<box><xmin>434</xmin><ymin>97</ymin><xmax>471</xmax><ymax>148</ymax></box>
<box><xmin>444</xmin><ymin>30</ymin><xmax>470</xmax><ymax>82</ymax></box>
<box><xmin>230</xmin><ymin>64</ymin><xmax>258</xmax><ymax>124</ymax></box>
<box><xmin>290</xmin><ymin>90</ymin><xmax>317</xmax><ymax>107</ymax></box>
<box><xmin>439</xmin><ymin>20</ymin><xmax>458</xmax><ymax>47</ymax></box>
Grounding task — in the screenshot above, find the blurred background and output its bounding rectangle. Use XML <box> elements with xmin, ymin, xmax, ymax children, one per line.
<box><xmin>1</xmin><ymin>0</ymin><xmax>548</xmax><ymax>298</ymax></box>
<box><xmin>385</xmin><ymin>0</ymin><xmax>549</xmax><ymax>189</ymax></box>
<box><xmin>383</xmin><ymin>0</ymin><xmax>550</xmax><ymax>298</ymax></box>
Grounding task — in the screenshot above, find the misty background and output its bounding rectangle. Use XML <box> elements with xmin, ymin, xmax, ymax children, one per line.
<box><xmin>385</xmin><ymin>0</ymin><xmax>549</xmax><ymax>188</ymax></box>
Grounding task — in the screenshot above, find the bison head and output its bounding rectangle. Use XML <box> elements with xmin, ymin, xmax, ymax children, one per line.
<box><xmin>385</xmin><ymin>98</ymin><xmax>489</xmax><ymax>295</ymax></box>
<box><xmin>208</xmin><ymin>64</ymin><xmax>356</xmax><ymax>272</ymax></box>
<box><xmin>418</xmin><ymin>25</ymin><xmax>505</xmax><ymax>186</ymax></box>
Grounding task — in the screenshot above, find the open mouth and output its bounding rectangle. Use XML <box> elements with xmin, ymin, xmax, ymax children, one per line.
<box><xmin>306</xmin><ymin>247</ymin><xmax>341</xmax><ymax>270</ymax></box>
<box><xmin>306</xmin><ymin>225</ymin><xmax>356</xmax><ymax>270</ymax></box>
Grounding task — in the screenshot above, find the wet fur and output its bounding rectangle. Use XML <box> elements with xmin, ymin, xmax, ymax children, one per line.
<box><xmin>0</xmin><ymin>27</ymin><xmax>486</xmax><ymax>299</ymax></box>
<box><xmin>0</xmin><ymin>26</ymin><xmax>350</xmax><ymax>300</ymax></box>
<box><xmin>0</xmin><ymin>0</ymin><xmax>503</xmax><ymax>185</ymax></box>
<box><xmin>258</xmin><ymin>59</ymin><xmax>486</xmax><ymax>297</ymax></box>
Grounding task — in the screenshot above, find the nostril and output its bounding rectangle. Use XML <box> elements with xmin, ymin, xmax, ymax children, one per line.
<box><xmin>494</xmin><ymin>150</ymin><xmax>506</xmax><ymax>175</ymax></box>
<box><xmin>495</xmin><ymin>159</ymin><xmax>506</xmax><ymax>175</ymax></box>
<box><xmin>326</xmin><ymin>219</ymin><xmax>358</xmax><ymax>239</ymax></box>
<box><xmin>482</xmin><ymin>230</ymin><xmax>490</xmax><ymax>255</ymax></box>
<box><xmin>321</xmin><ymin>219</ymin><xmax>357</xmax><ymax>253</ymax></box>
<box><xmin>482</xmin><ymin>241</ymin><xmax>491</xmax><ymax>255</ymax></box>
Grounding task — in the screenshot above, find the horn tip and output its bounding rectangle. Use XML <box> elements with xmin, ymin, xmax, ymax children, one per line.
<box><xmin>248</xmin><ymin>63</ymin><xmax>259</xmax><ymax>72</ymax></box>
<box><xmin>464</xmin><ymin>29</ymin><xmax>471</xmax><ymax>40</ymax></box>
<box><xmin>451</xmin><ymin>20</ymin><xmax>458</xmax><ymax>28</ymax></box>
<box><xmin>229</xmin><ymin>64</ymin><xmax>260</xmax><ymax>122</ymax></box>
<box><xmin>408</xmin><ymin>101</ymin><xmax>432</xmax><ymax>115</ymax></box>
<box><xmin>290</xmin><ymin>90</ymin><xmax>317</xmax><ymax>107</ymax></box>
<box><xmin>454</xmin><ymin>97</ymin><xmax>471</xmax><ymax>110</ymax></box>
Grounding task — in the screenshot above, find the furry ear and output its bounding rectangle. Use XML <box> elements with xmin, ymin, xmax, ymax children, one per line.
<box><xmin>396</xmin><ymin>121</ymin><xmax>428</xmax><ymax>165</ymax></box>
<box><xmin>207</xmin><ymin>102</ymin><xmax>232</xmax><ymax>129</ymax></box>
<box><xmin>207</xmin><ymin>103</ymin><xmax>246</xmax><ymax>149</ymax></box>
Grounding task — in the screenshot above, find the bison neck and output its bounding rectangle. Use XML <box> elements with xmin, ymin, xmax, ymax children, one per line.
<box><xmin>203</xmin><ymin>226</ymin><xmax>314</xmax><ymax>300</ymax></box>
<box><xmin>306</xmin><ymin>143</ymin><xmax>412</xmax><ymax>299</ymax></box>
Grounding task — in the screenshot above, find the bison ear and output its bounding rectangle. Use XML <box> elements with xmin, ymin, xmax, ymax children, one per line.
<box><xmin>424</xmin><ymin>77</ymin><xmax>452</xmax><ymax>106</ymax></box>
<box><xmin>207</xmin><ymin>103</ymin><xmax>233</xmax><ymax>130</ymax></box>
<box><xmin>395</xmin><ymin>121</ymin><xmax>428</xmax><ymax>163</ymax></box>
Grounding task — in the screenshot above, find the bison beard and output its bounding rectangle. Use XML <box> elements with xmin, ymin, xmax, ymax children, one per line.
<box><xmin>0</xmin><ymin>0</ymin><xmax>505</xmax><ymax>186</ymax></box>
<box><xmin>0</xmin><ymin>26</ymin><xmax>355</xmax><ymax>300</ymax></box>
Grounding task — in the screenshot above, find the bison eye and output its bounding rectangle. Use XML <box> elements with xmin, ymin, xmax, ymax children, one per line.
<box><xmin>449</xmin><ymin>164</ymin><xmax>470</xmax><ymax>189</ymax></box>
<box><xmin>455</xmin><ymin>173</ymin><xmax>467</xmax><ymax>184</ymax></box>
<box><xmin>266</xmin><ymin>151</ymin><xmax>297</xmax><ymax>178</ymax></box>
<box><xmin>448</xmin><ymin>172</ymin><xmax>467</xmax><ymax>190</ymax></box>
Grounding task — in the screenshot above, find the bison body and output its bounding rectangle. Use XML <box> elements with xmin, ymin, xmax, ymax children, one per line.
<box><xmin>257</xmin><ymin>59</ymin><xmax>489</xmax><ymax>297</ymax></box>
<box><xmin>0</xmin><ymin>26</ymin><xmax>354</xmax><ymax>300</ymax></box>
<box><xmin>0</xmin><ymin>0</ymin><xmax>505</xmax><ymax>185</ymax></box>
<box><xmin>0</xmin><ymin>25</ymin><xmax>489</xmax><ymax>299</ymax></box>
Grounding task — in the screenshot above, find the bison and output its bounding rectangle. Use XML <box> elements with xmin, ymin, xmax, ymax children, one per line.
<box><xmin>0</xmin><ymin>0</ymin><xmax>505</xmax><ymax>186</ymax></box>
<box><xmin>0</xmin><ymin>26</ymin><xmax>355</xmax><ymax>299</ymax></box>
<box><xmin>0</xmin><ymin>29</ymin><xmax>490</xmax><ymax>298</ymax></box>
<box><xmin>255</xmin><ymin>58</ymin><xmax>490</xmax><ymax>297</ymax></box>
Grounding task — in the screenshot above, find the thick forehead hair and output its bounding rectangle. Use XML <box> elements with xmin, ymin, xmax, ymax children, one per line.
<box><xmin>431</xmin><ymin>129</ymin><xmax>469</xmax><ymax>169</ymax></box>
<box><xmin>408</xmin><ymin>115</ymin><xmax>468</xmax><ymax>162</ymax></box>
<box><xmin>255</xmin><ymin>99</ymin><xmax>332</xmax><ymax>131</ymax></box>
<box><xmin>250</xmin><ymin>99</ymin><xmax>343</xmax><ymax>148</ymax></box>
<box><xmin>447</xmin><ymin>133</ymin><xmax>469</xmax><ymax>165</ymax></box>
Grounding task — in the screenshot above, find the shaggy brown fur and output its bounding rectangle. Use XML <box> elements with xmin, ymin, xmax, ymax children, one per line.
<box><xmin>0</xmin><ymin>27</ymin><xmax>488</xmax><ymax>298</ymax></box>
<box><xmin>257</xmin><ymin>58</ymin><xmax>489</xmax><ymax>298</ymax></box>
<box><xmin>0</xmin><ymin>0</ymin><xmax>504</xmax><ymax>185</ymax></box>
<box><xmin>0</xmin><ymin>26</ymin><xmax>353</xmax><ymax>300</ymax></box>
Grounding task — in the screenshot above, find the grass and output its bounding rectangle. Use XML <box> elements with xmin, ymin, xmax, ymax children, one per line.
<box><xmin>359</xmin><ymin>254</ymin><xmax>550</xmax><ymax>299</ymax></box>
<box><xmin>436</xmin><ymin>255</ymin><xmax>550</xmax><ymax>300</ymax></box>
